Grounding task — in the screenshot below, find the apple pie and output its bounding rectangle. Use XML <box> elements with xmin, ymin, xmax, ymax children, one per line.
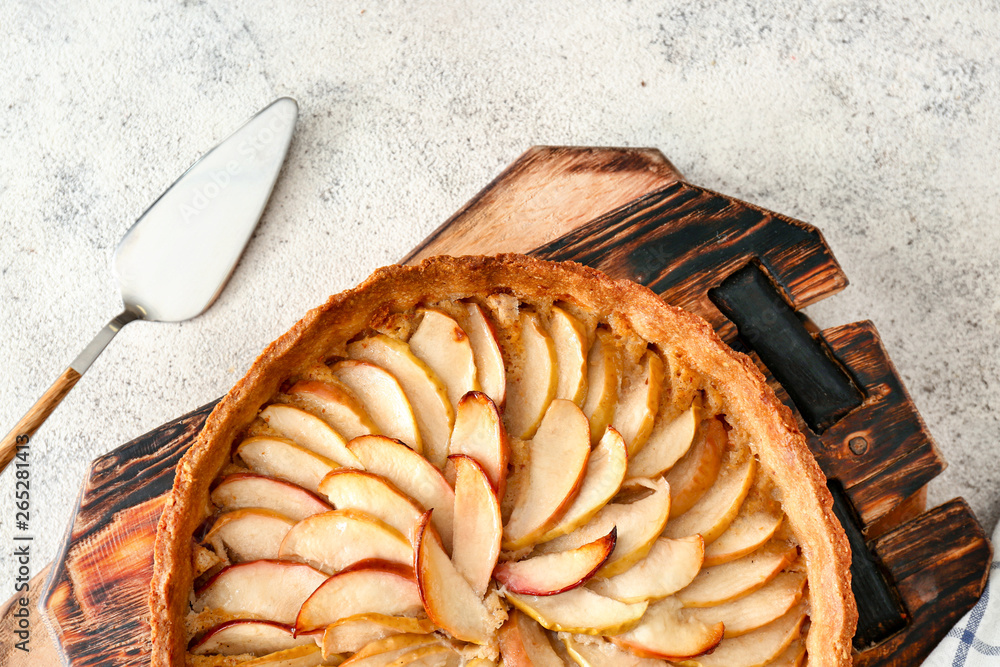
<box><xmin>150</xmin><ymin>254</ymin><xmax>856</xmax><ymax>667</ymax></box>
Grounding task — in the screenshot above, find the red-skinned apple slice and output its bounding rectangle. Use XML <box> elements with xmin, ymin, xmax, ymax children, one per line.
<box><xmin>204</xmin><ymin>508</ymin><xmax>295</xmax><ymax>563</ymax></box>
<box><xmin>295</xmin><ymin>563</ymin><xmax>423</xmax><ymax>634</ymax></box>
<box><xmin>450</xmin><ymin>455</ymin><xmax>502</xmax><ymax>597</ymax></box>
<box><xmin>682</xmin><ymin>603</ymin><xmax>807</xmax><ymax>667</ymax></box>
<box><xmin>321</xmin><ymin>614</ymin><xmax>435</xmax><ymax>656</ymax></box>
<box><xmin>348</xmin><ymin>335</ymin><xmax>455</xmax><ymax>467</ymax></box>
<box><xmin>664</xmin><ymin>417</ymin><xmax>726</xmax><ymax>518</ymax></box>
<box><xmin>581</xmin><ymin>329</ymin><xmax>621</xmax><ymax>446</ymax></box>
<box><xmin>348</xmin><ymin>435</ymin><xmax>455</xmax><ymax>553</ymax></box>
<box><xmin>211</xmin><ymin>473</ymin><xmax>332</xmax><ymax>521</ymax></box>
<box><xmin>196</xmin><ymin>560</ymin><xmax>328</xmax><ymax>624</ymax></box>
<box><xmin>258</xmin><ymin>403</ymin><xmax>362</xmax><ymax>468</ymax></box>
<box><xmin>662</xmin><ymin>450</ymin><xmax>756</xmax><ymax>544</ymax></box>
<box><xmin>236</xmin><ymin>436</ymin><xmax>339</xmax><ymax>494</ymax></box>
<box><xmin>703</xmin><ymin>491</ymin><xmax>784</xmax><ymax>567</ymax></box>
<box><xmin>461</xmin><ymin>302</ymin><xmax>506</xmax><ymax>410</ymax></box>
<box><xmin>686</xmin><ymin>571</ymin><xmax>806</xmax><ymax>637</ymax></box>
<box><xmin>503</xmin><ymin>399</ymin><xmax>591</xmax><ymax>550</ymax></box>
<box><xmin>495</xmin><ymin>528</ymin><xmax>616</xmax><ymax>596</ymax></box>
<box><xmin>240</xmin><ymin>644</ymin><xmax>326</xmax><ymax>667</ymax></box>
<box><xmin>286</xmin><ymin>376</ymin><xmax>379</xmax><ymax>441</ymax></box>
<box><xmin>190</xmin><ymin>620</ymin><xmax>314</xmax><ymax>656</ymax></box>
<box><xmin>535</xmin><ymin>426</ymin><xmax>628</xmax><ymax>544</ymax></box>
<box><xmin>408</xmin><ymin>308</ymin><xmax>481</xmax><ymax>409</ymax></box>
<box><xmin>588</xmin><ymin>535</ymin><xmax>704</xmax><ymax>603</ymax></box>
<box><xmin>626</xmin><ymin>406</ymin><xmax>697</xmax><ymax>480</ymax></box>
<box><xmin>561</xmin><ymin>634</ymin><xmax>672</xmax><ymax>667</ymax></box>
<box><xmin>331</xmin><ymin>359</ymin><xmax>423</xmax><ymax>454</ymax></box>
<box><xmin>497</xmin><ymin>609</ymin><xmax>566</xmax><ymax>667</ymax></box>
<box><xmin>339</xmin><ymin>634</ymin><xmax>444</xmax><ymax>667</ymax></box>
<box><xmin>505</xmin><ymin>310</ymin><xmax>558</xmax><ymax>439</ymax></box>
<box><xmin>279</xmin><ymin>509</ymin><xmax>412</xmax><ymax>574</ymax></box>
<box><xmin>448</xmin><ymin>391</ymin><xmax>509</xmax><ymax>498</ymax></box>
<box><xmin>504</xmin><ymin>587</ymin><xmax>647</xmax><ymax>635</ymax></box>
<box><xmin>317</xmin><ymin>470</ymin><xmax>425</xmax><ymax>540</ymax></box>
<box><xmin>549</xmin><ymin>306</ymin><xmax>589</xmax><ymax>406</ymax></box>
<box><xmin>675</xmin><ymin>540</ymin><xmax>798</xmax><ymax>607</ymax></box>
<box><xmin>609</xmin><ymin>596</ymin><xmax>724</xmax><ymax>660</ymax></box>
<box><xmin>413</xmin><ymin>510</ymin><xmax>498</xmax><ymax>644</ymax></box>
<box><xmin>614</xmin><ymin>350</ymin><xmax>664</xmax><ymax>457</ymax></box>
<box><xmin>537</xmin><ymin>477</ymin><xmax>670</xmax><ymax>578</ymax></box>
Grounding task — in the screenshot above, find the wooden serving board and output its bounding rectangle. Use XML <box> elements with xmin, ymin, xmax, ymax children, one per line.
<box><xmin>0</xmin><ymin>147</ymin><xmax>990</xmax><ymax>666</ymax></box>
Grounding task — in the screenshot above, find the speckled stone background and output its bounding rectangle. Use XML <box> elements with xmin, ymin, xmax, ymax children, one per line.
<box><xmin>1</xmin><ymin>0</ymin><xmax>998</xmax><ymax>644</ymax></box>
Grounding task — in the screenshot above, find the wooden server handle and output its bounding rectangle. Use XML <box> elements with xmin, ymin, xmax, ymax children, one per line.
<box><xmin>0</xmin><ymin>368</ymin><xmax>82</xmax><ymax>472</ymax></box>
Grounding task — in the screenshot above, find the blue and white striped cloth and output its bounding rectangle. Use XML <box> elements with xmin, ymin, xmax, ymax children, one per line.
<box><xmin>923</xmin><ymin>520</ymin><xmax>1000</xmax><ymax>666</ymax></box>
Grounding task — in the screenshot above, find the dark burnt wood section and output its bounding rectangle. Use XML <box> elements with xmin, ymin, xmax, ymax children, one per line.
<box><xmin>10</xmin><ymin>146</ymin><xmax>985</xmax><ymax>667</ymax></box>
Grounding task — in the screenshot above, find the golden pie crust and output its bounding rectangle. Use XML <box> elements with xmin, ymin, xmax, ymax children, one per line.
<box><xmin>149</xmin><ymin>254</ymin><xmax>856</xmax><ymax>666</ymax></box>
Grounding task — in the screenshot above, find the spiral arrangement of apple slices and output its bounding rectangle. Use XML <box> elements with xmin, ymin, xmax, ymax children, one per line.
<box><xmin>187</xmin><ymin>300</ymin><xmax>809</xmax><ymax>667</ymax></box>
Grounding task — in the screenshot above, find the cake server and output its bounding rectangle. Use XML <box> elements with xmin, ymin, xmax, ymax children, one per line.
<box><xmin>0</xmin><ymin>97</ymin><xmax>298</xmax><ymax>473</ymax></box>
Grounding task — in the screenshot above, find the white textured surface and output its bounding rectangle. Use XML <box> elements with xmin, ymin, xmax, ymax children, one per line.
<box><xmin>1</xmin><ymin>0</ymin><xmax>998</xmax><ymax>623</ymax></box>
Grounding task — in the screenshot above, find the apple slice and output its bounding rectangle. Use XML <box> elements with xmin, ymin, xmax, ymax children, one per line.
<box><xmin>317</xmin><ymin>470</ymin><xmax>425</xmax><ymax>540</ymax></box>
<box><xmin>682</xmin><ymin>603</ymin><xmax>806</xmax><ymax>667</ymax></box>
<box><xmin>536</xmin><ymin>426</ymin><xmax>628</xmax><ymax>544</ymax></box>
<box><xmin>461</xmin><ymin>302</ymin><xmax>506</xmax><ymax>410</ymax></box>
<box><xmin>348</xmin><ymin>335</ymin><xmax>455</xmax><ymax>467</ymax></box>
<box><xmin>505</xmin><ymin>310</ymin><xmax>558</xmax><ymax>439</ymax></box>
<box><xmin>413</xmin><ymin>510</ymin><xmax>498</xmax><ymax>644</ymax></box>
<box><xmin>191</xmin><ymin>620</ymin><xmax>314</xmax><ymax>656</ymax></box>
<box><xmin>331</xmin><ymin>359</ymin><xmax>423</xmax><ymax>454</ymax></box>
<box><xmin>211</xmin><ymin>473</ymin><xmax>332</xmax><ymax>521</ymax></box>
<box><xmin>662</xmin><ymin>451</ymin><xmax>756</xmax><ymax>544</ymax></box>
<box><xmin>613</xmin><ymin>351</ymin><xmax>664</xmax><ymax>457</ymax></box>
<box><xmin>196</xmin><ymin>560</ymin><xmax>328</xmax><ymax>624</ymax></box>
<box><xmin>537</xmin><ymin>477</ymin><xmax>671</xmax><ymax>578</ymax></box>
<box><xmin>609</xmin><ymin>596</ymin><xmax>723</xmax><ymax>660</ymax></box>
<box><xmin>295</xmin><ymin>563</ymin><xmax>423</xmax><ymax>633</ymax></box>
<box><xmin>259</xmin><ymin>403</ymin><xmax>363</xmax><ymax>468</ymax></box>
<box><xmin>408</xmin><ymin>307</ymin><xmax>481</xmax><ymax>408</ymax></box>
<box><xmin>498</xmin><ymin>609</ymin><xmax>566</xmax><ymax>667</ymax></box>
<box><xmin>561</xmin><ymin>634</ymin><xmax>672</xmax><ymax>667</ymax></box>
<box><xmin>279</xmin><ymin>509</ymin><xmax>412</xmax><ymax>574</ymax></box>
<box><xmin>664</xmin><ymin>417</ymin><xmax>726</xmax><ymax>518</ymax></box>
<box><xmin>675</xmin><ymin>540</ymin><xmax>798</xmax><ymax>607</ymax></box>
<box><xmin>451</xmin><ymin>455</ymin><xmax>502</xmax><ymax>597</ymax></box>
<box><xmin>703</xmin><ymin>494</ymin><xmax>784</xmax><ymax>567</ymax></box>
<box><xmin>241</xmin><ymin>644</ymin><xmax>326</xmax><ymax>667</ymax></box>
<box><xmin>286</xmin><ymin>377</ymin><xmax>379</xmax><ymax>441</ymax></box>
<box><xmin>549</xmin><ymin>306</ymin><xmax>589</xmax><ymax>405</ymax></box>
<box><xmin>495</xmin><ymin>528</ymin><xmax>616</xmax><ymax>596</ymax></box>
<box><xmin>389</xmin><ymin>644</ymin><xmax>462</xmax><ymax>667</ymax></box>
<box><xmin>686</xmin><ymin>571</ymin><xmax>806</xmax><ymax>637</ymax></box>
<box><xmin>236</xmin><ymin>436</ymin><xmax>339</xmax><ymax>494</ymax></box>
<box><xmin>348</xmin><ymin>435</ymin><xmax>456</xmax><ymax>553</ymax></box>
<box><xmin>626</xmin><ymin>406</ymin><xmax>698</xmax><ymax>480</ymax></box>
<box><xmin>504</xmin><ymin>587</ymin><xmax>647</xmax><ymax>635</ymax></box>
<box><xmin>581</xmin><ymin>329</ymin><xmax>621</xmax><ymax>446</ymax></box>
<box><xmin>588</xmin><ymin>536</ymin><xmax>704</xmax><ymax>603</ymax></box>
<box><xmin>204</xmin><ymin>509</ymin><xmax>295</xmax><ymax>563</ymax></box>
<box><xmin>448</xmin><ymin>391</ymin><xmax>509</xmax><ymax>498</ymax></box>
<box><xmin>339</xmin><ymin>634</ymin><xmax>444</xmax><ymax>667</ymax></box>
<box><xmin>322</xmin><ymin>614</ymin><xmax>435</xmax><ymax>656</ymax></box>
<box><xmin>503</xmin><ymin>399</ymin><xmax>591</xmax><ymax>550</ymax></box>
<box><xmin>765</xmin><ymin>639</ymin><xmax>806</xmax><ymax>667</ymax></box>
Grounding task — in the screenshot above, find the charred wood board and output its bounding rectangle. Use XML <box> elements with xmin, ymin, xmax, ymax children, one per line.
<box><xmin>0</xmin><ymin>146</ymin><xmax>986</xmax><ymax>666</ymax></box>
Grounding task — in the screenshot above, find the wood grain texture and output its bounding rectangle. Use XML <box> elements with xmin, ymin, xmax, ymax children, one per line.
<box><xmin>1</xmin><ymin>366</ymin><xmax>81</xmax><ymax>472</ymax></box>
<box><xmin>401</xmin><ymin>146</ymin><xmax>683</xmax><ymax>264</ymax></box>
<box><xmin>0</xmin><ymin>146</ymin><xmax>985</xmax><ymax>667</ymax></box>
<box><xmin>856</xmin><ymin>499</ymin><xmax>992</xmax><ymax>665</ymax></box>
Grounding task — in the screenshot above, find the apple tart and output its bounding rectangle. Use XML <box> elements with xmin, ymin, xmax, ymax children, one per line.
<box><xmin>150</xmin><ymin>255</ymin><xmax>856</xmax><ymax>667</ymax></box>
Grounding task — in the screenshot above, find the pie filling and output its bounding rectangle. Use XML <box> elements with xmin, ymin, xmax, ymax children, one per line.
<box><xmin>183</xmin><ymin>295</ymin><xmax>811</xmax><ymax>667</ymax></box>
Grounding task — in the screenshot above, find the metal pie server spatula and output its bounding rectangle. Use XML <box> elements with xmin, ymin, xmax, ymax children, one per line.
<box><xmin>0</xmin><ymin>97</ymin><xmax>298</xmax><ymax>473</ymax></box>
